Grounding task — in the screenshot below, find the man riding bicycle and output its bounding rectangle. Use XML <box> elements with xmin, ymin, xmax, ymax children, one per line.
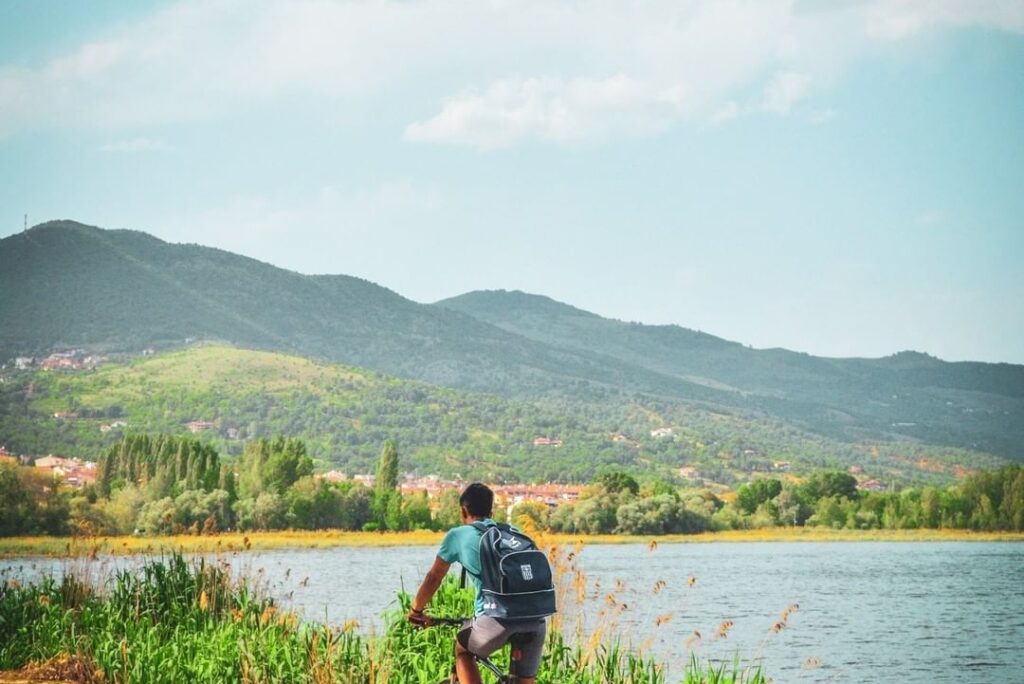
<box><xmin>408</xmin><ymin>483</ymin><xmax>548</xmax><ymax>684</ymax></box>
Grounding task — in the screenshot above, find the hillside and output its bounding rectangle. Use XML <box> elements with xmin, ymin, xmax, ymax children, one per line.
<box><xmin>2</xmin><ymin>221</ymin><xmax>1021</xmax><ymax>462</ymax></box>
<box><xmin>0</xmin><ymin>345</ymin><xmax>1005</xmax><ymax>486</ymax></box>
<box><xmin>0</xmin><ymin>221</ymin><xmax>722</xmax><ymax>402</ymax></box>
<box><xmin>437</xmin><ymin>290</ymin><xmax>1024</xmax><ymax>458</ymax></box>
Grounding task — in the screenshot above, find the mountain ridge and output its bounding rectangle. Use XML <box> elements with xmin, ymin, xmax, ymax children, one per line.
<box><xmin>2</xmin><ymin>221</ymin><xmax>1022</xmax><ymax>461</ymax></box>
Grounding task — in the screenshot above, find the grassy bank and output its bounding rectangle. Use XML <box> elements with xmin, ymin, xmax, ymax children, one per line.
<box><xmin>1</xmin><ymin>527</ymin><xmax>1022</xmax><ymax>558</ymax></box>
<box><xmin>0</xmin><ymin>553</ymin><xmax>765</xmax><ymax>684</ymax></box>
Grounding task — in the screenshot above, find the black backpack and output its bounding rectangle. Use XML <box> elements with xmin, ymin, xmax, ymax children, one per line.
<box><xmin>471</xmin><ymin>521</ymin><xmax>556</xmax><ymax>620</ymax></box>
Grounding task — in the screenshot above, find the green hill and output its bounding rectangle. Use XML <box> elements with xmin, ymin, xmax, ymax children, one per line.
<box><xmin>437</xmin><ymin>290</ymin><xmax>1024</xmax><ymax>458</ymax></box>
<box><xmin>2</xmin><ymin>221</ymin><xmax>1021</xmax><ymax>464</ymax></box>
<box><xmin>0</xmin><ymin>221</ymin><xmax>721</xmax><ymax>402</ymax></box>
<box><xmin>0</xmin><ymin>345</ymin><xmax>1007</xmax><ymax>486</ymax></box>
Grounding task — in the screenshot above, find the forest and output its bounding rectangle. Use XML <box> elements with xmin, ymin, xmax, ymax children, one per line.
<box><xmin>1</xmin><ymin>434</ymin><xmax>1021</xmax><ymax>537</ymax></box>
<box><xmin>0</xmin><ymin>345</ymin><xmax>1005</xmax><ymax>490</ymax></box>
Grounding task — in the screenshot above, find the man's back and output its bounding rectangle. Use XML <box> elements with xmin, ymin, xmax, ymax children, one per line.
<box><xmin>437</xmin><ymin>519</ymin><xmax>494</xmax><ymax>614</ymax></box>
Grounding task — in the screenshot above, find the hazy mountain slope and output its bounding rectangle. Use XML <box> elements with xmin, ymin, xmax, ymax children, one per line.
<box><xmin>3</xmin><ymin>222</ymin><xmax>1020</xmax><ymax>461</ymax></box>
<box><xmin>1</xmin><ymin>344</ymin><xmax>1003</xmax><ymax>485</ymax></box>
<box><xmin>0</xmin><ymin>221</ymin><xmax>721</xmax><ymax>401</ymax></box>
<box><xmin>436</xmin><ymin>290</ymin><xmax>1024</xmax><ymax>458</ymax></box>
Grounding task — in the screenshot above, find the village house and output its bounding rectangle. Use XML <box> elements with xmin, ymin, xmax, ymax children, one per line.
<box><xmin>99</xmin><ymin>420</ymin><xmax>128</xmax><ymax>433</ymax></box>
<box><xmin>533</xmin><ymin>437</ymin><xmax>562</xmax><ymax>447</ymax></box>
<box><xmin>678</xmin><ymin>465</ymin><xmax>701</xmax><ymax>480</ymax></box>
<box><xmin>34</xmin><ymin>456</ymin><xmax>97</xmax><ymax>488</ymax></box>
<box><xmin>39</xmin><ymin>351</ymin><xmax>84</xmax><ymax>371</ymax></box>
<box><xmin>400</xmin><ymin>475</ymin><xmax>462</xmax><ymax>499</ymax></box>
<box><xmin>650</xmin><ymin>427</ymin><xmax>674</xmax><ymax>438</ymax></box>
<box><xmin>858</xmin><ymin>479</ymin><xmax>886</xmax><ymax>492</ymax></box>
<box><xmin>772</xmin><ymin>461</ymin><xmax>792</xmax><ymax>472</ymax></box>
<box><xmin>34</xmin><ymin>455</ymin><xmax>70</xmax><ymax>469</ymax></box>
<box><xmin>611</xmin><ymin>433</ymin><xmax>639</xmax><ymax>447</ymax></box>
<box><xmin>186</xmin><ymin>420</ymin><xmax>217</xmax><ymax>433</ymax></box>
<box><xmin>14</xmin><ymin>357</ymin><xmax>33</xmax><ymax>370</ymax></box>
<box><xmin>393</xmin><ymin>477</ymin><xmax>584</xmax><ymax>514</ymax></box>
<box><xmin>493</xmin><ymin>483</ymin><xmax>583</xmax><ymax>516</ymax></box>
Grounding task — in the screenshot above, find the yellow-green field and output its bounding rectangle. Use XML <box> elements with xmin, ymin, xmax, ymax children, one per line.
<box><xmin>1</xmin><ymin>527</ymin><xmax>1021</xmax><ymax>558</ymax></box>
<box><xmin>39</xmin><ymin>343</ymin><xmax>368</xmax><ymax>412</ymax></box>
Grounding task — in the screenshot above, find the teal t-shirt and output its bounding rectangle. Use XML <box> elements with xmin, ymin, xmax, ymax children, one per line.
<box><xmin>437</xmin><ymin>519</ymin><xmax>494</xmax><ymax>616</ymax></box>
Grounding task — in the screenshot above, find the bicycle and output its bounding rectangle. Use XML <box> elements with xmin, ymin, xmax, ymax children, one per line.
<box><xmin>420</xmin><ymin>615</ymin><xmax>533</xmax><ymax>684</ymax></box>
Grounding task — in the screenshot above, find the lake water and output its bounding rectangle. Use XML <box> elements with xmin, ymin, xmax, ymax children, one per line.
<box><xmin>4</xmin><ymin>541</ymin><xmax>1023</xmax><ymax>683</ymax></box>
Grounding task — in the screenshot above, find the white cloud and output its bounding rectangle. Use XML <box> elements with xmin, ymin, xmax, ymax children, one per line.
<box><xmin>710</xmin><ymin>101</ymin><xmax>741</xmax><ymax>126</ymax></box>
<box><xmin>864</xmin><ymin>0</ymin><xmax>1024</xmax><ymax>39</ymax></box>
<box><xmin>1</xmin><ymin>0</ymin><xmax>1020</xmax><ymax>144</ymax></box>
<box><xmin>99</xmin><ymin>138</ymin><xmax>173</xmax><ymax>153</ymax></box>
<box><xmin>760</xmin><ymin>71</ymin><xmax>813</xmax><ymax>114</ymax></box>
<box><xmin>405</xmin><ymin>75</ymin><xmax>687</xmax><ymax>148</ymax></box>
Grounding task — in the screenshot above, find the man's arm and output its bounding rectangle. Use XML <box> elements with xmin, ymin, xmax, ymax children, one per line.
<box><xmin>409</xmin><ymin>555</ymin><xmax>451</xmax><ymax>622</ymax></box>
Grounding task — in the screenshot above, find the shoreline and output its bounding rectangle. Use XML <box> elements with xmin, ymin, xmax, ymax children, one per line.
<box><xmin>2</xmin><ymin>527</ymin><xmax>1022</xmax><ymax>558</ymax></box>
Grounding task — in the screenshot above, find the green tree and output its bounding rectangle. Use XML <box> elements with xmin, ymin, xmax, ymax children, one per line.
<box><xmin>799</xmin><ymin>472</ymin><xmax>859</xmax><ymax>502</ymax></box>
<box><xmin>373</xmin><ymin>440</ymin><xmax>401</xmax><ymax>530</ymax></box>
<box><xmin>403</xmin><ymin>491</ymin><xmax>433</xmax><ymax>530</ymax></box>
<box><xmin>0</xmin><ymin>462</ymin><xmax>37</xmax><ymax>536</ymax></box>
<box><xmin>99</xmin><ymin>484</ymin><xmax>147</xmax><ymax>534</ymax></box>
<box><xmin>736</xmin><ymin>478</ymin><xmax>782</xmax><ymax>515</ymax></box>
<box><xmin>384</xmin><ymin>491</ymin><xmax>405</xmax><ymax>531</ymax></box>
<box><xmin>375</xmin><ymin>440</ymin><xmax>399</xmax><ymax>492</ymax></box>
<box><xmin>434</xmin><ymin>489</ymin><xmax>462</xmax><ymax>529</ymax></box>
<box><xmin>511</xmin><ymin>500</ymin><xmax>550</xmax><ymax>530</ymax></box>
<box><xmin>597</xmin><ymin>471</ymin><xmax>639</xmax><ymax>495</ymax></box>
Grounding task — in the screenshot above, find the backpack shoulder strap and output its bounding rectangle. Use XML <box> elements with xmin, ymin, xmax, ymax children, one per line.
<box><xmin>463</xmin><ymin>522</ymin><xmax>493</xmax><ymax>588</ymax></box>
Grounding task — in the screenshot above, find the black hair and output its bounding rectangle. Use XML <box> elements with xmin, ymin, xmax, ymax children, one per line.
<box><xmin>460</xmin><ymin>482</ymin><xmax>494</xmax><ymax>518</ymax></box>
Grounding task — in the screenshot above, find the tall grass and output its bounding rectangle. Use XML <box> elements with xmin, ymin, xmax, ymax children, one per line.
<box><xmin>0</xmin><ymin>552</ymin><xmax>767</xmax><ymax>683</ymax></box>
<box><xmin>0</xmin><ymin>555</ymin><xmax>367</xmax><ymax>683</ymax></box>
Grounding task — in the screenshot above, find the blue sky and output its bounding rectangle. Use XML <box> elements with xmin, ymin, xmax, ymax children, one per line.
<box><xmin>1</xmin><ymin>0</ymin><xmax>1022</xmax><ymax>363</ymax></box>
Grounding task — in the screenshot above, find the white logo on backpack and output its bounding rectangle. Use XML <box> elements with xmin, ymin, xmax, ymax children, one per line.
<box><xmin>521</xmin><ymin>564</ymin><xmax>534</xmax><ymax>580</ymax></box>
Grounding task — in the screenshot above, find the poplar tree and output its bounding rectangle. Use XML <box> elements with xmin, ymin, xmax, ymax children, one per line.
<box><xmin>375</xmin><ymin>440</ymin><xmax>399</xmax><ymax>492</ymax></box>
<box><xmin>374</xmin><ymin>440</ymin><xmax>400</xmax><ymax>529</ymax></box>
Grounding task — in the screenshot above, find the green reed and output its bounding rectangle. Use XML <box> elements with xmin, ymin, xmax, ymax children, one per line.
<box><xmin>0</xmin><ymin>555</ymin><xmax>764</xmax><ymax>683</ymax></box>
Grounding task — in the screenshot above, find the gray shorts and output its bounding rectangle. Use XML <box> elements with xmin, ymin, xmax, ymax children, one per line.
<box><xmin>457</xmin><ymin>616</ymin><xmax>547</xmax><ymax>678</ymax></box>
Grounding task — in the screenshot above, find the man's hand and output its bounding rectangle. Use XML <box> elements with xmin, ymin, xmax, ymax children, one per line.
<box><xmin>410</xmin><ymin>555</ymin><xmax>451</xmax><ymax>628</ymax></box>
<box><xmin>407</xmin><ymin>607</ymin><xmax>430</xmax><ymax>628</ymax></box>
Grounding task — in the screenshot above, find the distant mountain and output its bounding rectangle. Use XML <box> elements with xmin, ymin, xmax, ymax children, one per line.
<box><xmin>2</xmin><ymin>221</ymin><xmax>1021</xmax><ymax>462</ymax></box>
<box><xmin>436</xmin><ymin>290</ymin><xmax>1024</xmax><ymax>458</ymax></box>
<box><xmin>0</xmin><ymin>221</ymin><xmax>714</xmax><ymax>400</ymax></box>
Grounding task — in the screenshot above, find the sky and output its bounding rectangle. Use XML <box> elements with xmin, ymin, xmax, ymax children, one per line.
<box><xmin>1</xmin><ymin>0</ymin><xmax>1022</xmax><ymax>364</ymax></box>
